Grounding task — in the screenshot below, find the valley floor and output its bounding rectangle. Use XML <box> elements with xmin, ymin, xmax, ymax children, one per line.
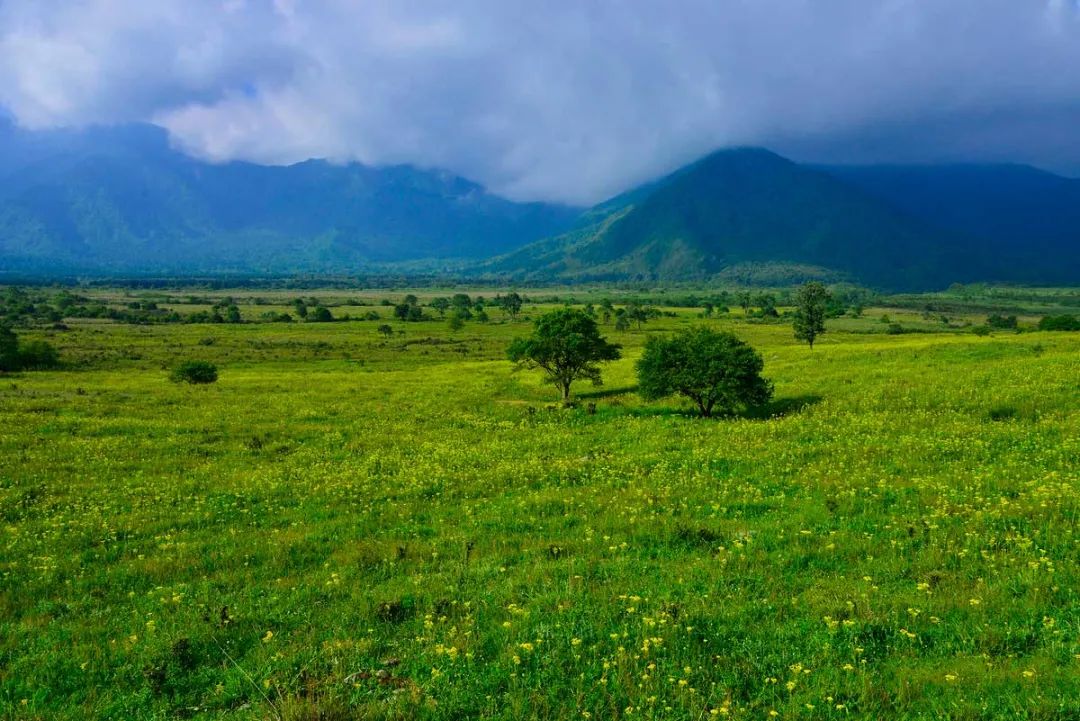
<box><xmin>1</xmin><ymin>290</ymin><xmax>1078</xmax><ymax>720</ymax></box>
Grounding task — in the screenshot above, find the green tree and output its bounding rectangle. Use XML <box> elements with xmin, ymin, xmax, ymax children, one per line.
<box><xmin>637</xmin><ymin>328</ymin><xmax>772</xmax><ymax>418</ymax></box>
<box><xmin>614</xmin><ymin>309</ymin><xmax>630</xmax><ymax>332</ymax></box>
<box><xmin>377</xmin><ymin>324</ymin><xmax>394</xmax><ymax>338</ymax></box>
<box><xmin>429</xmin><ymin>297</ymin><xmax>450</xmax><ymax>317</ymax></box>
<box><xmin>448</xmin><ymin>313</ymin><xmax>466</xmax><ymax>332</ymax></box>
<box><xmin>498</xmin><ymin>292</ymin><xmax>523</xmax><ymax>320</ymax></box>
<box><xmin>309</xmin><ymin>306</ymin><xmax>334</xmax><ymax>322</ymax></box>
<box><xmin>507</xmin><ymin>309</ymin><xmax>621</xmax><ymax>404</ymax></box>
<box><xmin>793</xmin><ymin>282</ymin><xmax>830</xmax><ymax>349</ymax></box>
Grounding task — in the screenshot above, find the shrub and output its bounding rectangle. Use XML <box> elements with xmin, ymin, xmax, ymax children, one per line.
<box><xmin>0</xmin><ymin>327</ymin><xmax>59</xmax><ymax>371</ymax></box>
<box><xmin>1038</xmin><ymin>315</ymin><xmax>1080</xmax><ymax>331</ymax></box>
<box><xmin>18</xmin><ymin>340</ymin><xmax>60</xmax><ymax>369</ymax></box>
<box><xmin>170</xmin><ymin>361</ymin><xmax>218</xmax><ymax>384</ymax></box>
<box><xmin>309</xmin><ymin>306</ymin><xmax>334</xmax><ymax>322</ymax></box>
<box><xmin>986</xmin><ymin>314</ymin><xmax>1017</xmax><ymax>330</ymax></box>
<box><xmin>972</xmin><ymin>325</ymin><xmax>991</xmax><ymax>337</ymax></box>
<box><xmin>886</xmin><ymin>323</ymin><xmax>905</xmax><ymax>335</ymax></box>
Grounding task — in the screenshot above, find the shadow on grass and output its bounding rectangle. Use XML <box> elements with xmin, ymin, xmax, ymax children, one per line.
<box><xmin>577</xmin><ymin>385</ymin><xmax>639</xmax><ymax>400</ymax></box>
<box><xmin>610</xmin><ymin>394</ymin><xmax>823</xmax><ymax>420</ymax></box>
<box><xmin>737</xmin><ymin>394</ymin><xmax>823</xmax><ymax>420</ymax></box>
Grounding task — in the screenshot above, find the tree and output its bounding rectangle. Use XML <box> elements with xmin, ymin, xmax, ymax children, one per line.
<box><xmin>309</xmin><ymin>306</ymin><xmax>334</xmax><ymax>322</ymax></box>
<box><xmin>793</xmin><ymin>282</ymin><xmax>830</xmax><ymax>349</ymax></box>
<box><xmin>377</xmin><ymin>324</ymin><xmax>394</xmax><ymax>338</ymax></box>
<box><xmin>637</xmin><ymin>328</ymin><xmax>772</xmax><ymax>418</ymax></box>
<box><xmin>448</xmin><ymin>313</ymin><xmax>465</xmax><ymax>332</ymax></box>
<box><xmin>451</xmin><ymin>294</ymin><xmax>472</xmax><ymax>313</ymax></box>
<box><xmin>507</xmin><ymin>308</ymin><xmax>621</xmax><ymax>404</ymax></box>
<box><xmin>429</xmin><ymin>297</ymin><xmax>451</xmax><ymax>317</ymax></box>
<box><xmin>498</xmin><ymin>292</ymin><xmax>523</xmax><ymax>320</ymax></box>
<box><xmin>614</xmin><ymin>309</ymin><xmax>630</xmax><ymax>331</ymax></box>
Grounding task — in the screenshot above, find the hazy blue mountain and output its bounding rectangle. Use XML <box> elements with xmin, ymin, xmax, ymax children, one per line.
<box><xmin>480</xmin><ymin>148</ymin><xmax>981</xmax><ymax>290</ymax></box>
<box><xmin>0</xmin><ymin>122</ymin><xmax>580</xmax><ymax>274</ymax></box>
<box><xmin>819</xmin><ymin>163</ymin><xmax>1080</xmax><ymax>285</ymax></box>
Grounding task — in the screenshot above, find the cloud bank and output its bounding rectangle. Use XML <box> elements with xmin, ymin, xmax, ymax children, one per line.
<box><xmin>1</xmin><ymin>1</ymin><xmax>1079</xmax><ymax>203</ymax></box>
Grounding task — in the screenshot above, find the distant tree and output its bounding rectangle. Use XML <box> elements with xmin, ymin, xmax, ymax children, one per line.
<box><xmin>309</xmin><ymin>306</ymin><xmax>334</xmax><ymax>322</ymax></box>
<box><xmin>377</xmin><ymin>324</ymin><xmax>394</xmax><ymax>338</ymax></box>
<box><xmin>702</xmin><ymin>302</ymin><xmax>714</xmax><ymax>318</ymax></box>
<box><xmin>637</xmin><ymin>328</ymin><xmax>772</xmax><ymax>418</ymax></box>
<box><xmin>625</xmin><ymin>303</ymin><xmax>659</xmax><ymax>329</ymax></box>
<box><xmin>986</xmin><ymin>314</ymin><xmax>1018</xmax><ymax>330</ymax></box>
<box><xmin>792</xmin><ymin>282</ymin><xmax>830</xmax><ymax>349</ymax></box>
<box><xmin>403</xmin><ymin>294</ymin><xmax>420</xmax><ymax>307</ymax></box>
<box><xmin>451</xmin><ymin>294</ymin><xmax>472</xmax><ymax>313</ymax></box>
<box><xmin>475</xmin><ymin>308</ymin><xmax>490</xmax><ymax>323</ymax></box>
<box><xmin>754</xmin><ymin>293</ymin><xmax>778</xmax><ymax>318</ymax></box>
<box><xmin>170</xmin><ymin>360</ymin><xmax>218</xmax><ymax>384</ymax></box>
<box><xmin>614</xmin><ymin>308</ymin><xmax>630</xmax><ymax>331</ymax></box>
<box><xmin>498</xmin><ymin>292</ymin><xmax>524</xmax><ymax>320</ymax></box>
<box><xmin>736</xmin><ymin>291</ymin><xmax>752</xmax><ymax>315</ymax></box>
<box><xmin>448</xmin><ymin>313</ymin><xmax>466</xmax><ymax>332</ymax></box>
<box><xmin>430</xmin><ymin>297</ymin><xmax>451</xmax><ymax>317</ymax></box>
<box><xmin>293</xmin><ymin>299</ymin><xmax>308</xmax><ymax>318</ymax></box>
<box><xmin>394</xmin><ymin>303</ymin><xmax>423</xmax><ymax>322</ymax></box>
<box><xmin>225</xmin><ymin>304</ymin><xmax>242</xmax><ymax>323</ymax></box>
<box><xmin>507</xmin><ymin>308</ymin><xmax>621</xmax><ymax>404</ymax></box>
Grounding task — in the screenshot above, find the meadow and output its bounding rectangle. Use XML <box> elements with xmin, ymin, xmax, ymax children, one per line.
<box><xmin>1</xmin><ymin>286</ymin><xmax>1079</xmax><ymax>720</ymax></box>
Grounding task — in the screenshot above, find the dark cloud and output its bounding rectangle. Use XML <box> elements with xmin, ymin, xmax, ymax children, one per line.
<box><xmin>2</xmin><ymin>0</ymin><xmax>1079</xmax><ymax>203</ymax></box>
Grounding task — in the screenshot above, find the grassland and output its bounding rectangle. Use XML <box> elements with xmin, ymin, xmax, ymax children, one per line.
<box><xmin>1</xmin><ymin>287</ymin><xmax>1079</xmax><ymax>720</ymax></box>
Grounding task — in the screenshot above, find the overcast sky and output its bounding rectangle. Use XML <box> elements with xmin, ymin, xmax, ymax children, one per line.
<box><xmin>1</xmin><ymin>1</ymin><xmax>1079</xmax><ymax>204</ymax></box>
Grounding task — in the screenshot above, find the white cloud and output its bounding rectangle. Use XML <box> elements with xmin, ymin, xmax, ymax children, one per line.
<box><xmin>1</xmin><ymin>0</ymin><xmax>1079</xmax><ymax>203</ymax></box>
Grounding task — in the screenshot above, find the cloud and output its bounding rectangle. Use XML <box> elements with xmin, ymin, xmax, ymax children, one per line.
<box><xmin>1</xmin><ymin>0</ymin><xmax>1079</xmax><ymax>203</ymax></box>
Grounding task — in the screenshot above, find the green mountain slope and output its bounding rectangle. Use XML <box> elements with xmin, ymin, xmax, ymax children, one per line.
<box><xmin>0</xmin><ymin>122</ymin><xmax>580</xmax><ymax>274</ymax></box>
<box><xmin>481</xmin><ymin>148</ymin><xmax>977</xmax><ymax>290</ymax></box>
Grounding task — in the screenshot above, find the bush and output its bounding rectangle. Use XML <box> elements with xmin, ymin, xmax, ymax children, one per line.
<box><xmin>170</xmin><ymin>361</ymin><xmax>218</xmax><ymax>384</ymax></box>
<box><xmin>18</xmin><ymin>340</ymin><xmax>60</xmax><ymax>369</ymax></box>
<box><xmin>986</xmin><ymin>314</ymin><xmax>1017</xmax><ymax>330</ymax></box>
<box><xmin>972</xmin><ymin>325</ymin><xmax>992</xmax><ymax>337</ymax></box>
<box><xmin>886</xmin><ymin>323</ymin><xmax>905</xmax><ymax>335</ymax></box>
<box><xmin>1038</xmin><ymin>315</ymin><xmax>1080</xmax><ymax>331</ymax></box>
<box><xmin>0</xmin><ymin>327</ymin><xmax>59</xmax><ymax>371</ymax></box>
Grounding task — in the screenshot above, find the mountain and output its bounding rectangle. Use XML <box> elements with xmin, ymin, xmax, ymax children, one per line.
<box><xmin>480</xmin><ymin>148</ymin><xmax>980</xmax><ymax>290</ymax></box>
<box><xmin>0</xmin><ymin>122</ymin><xmax>580</xmax><ymax>275</ymax></box>
<box><xmin>819</xmin><ymin>163</ymin><xmax>1080</xmax><ymax>286</ymax></box>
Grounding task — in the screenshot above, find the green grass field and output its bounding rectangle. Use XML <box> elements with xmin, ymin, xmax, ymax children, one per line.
<box><xmin>2</xmin><ymin>289</ymin><xmax>1079</xmax><ymax>720</ymax></box>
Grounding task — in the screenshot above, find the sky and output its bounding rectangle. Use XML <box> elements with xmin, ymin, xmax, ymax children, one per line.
<box><xmin>1</xmin><ymin>0</ymin><xmax>1079</xmax><ymax>204</ymax></box>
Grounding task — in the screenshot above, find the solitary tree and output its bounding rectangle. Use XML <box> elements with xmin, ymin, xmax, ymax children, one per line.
<box><xmin>793</xmin><ymin>282</ymin><xmax>830</xmax><ymax>349</ymax></box>
<box><xmin>637</xmin><ymin>328</ymin><xmax>772</xmax><ymax>418</ymax></box>
<box><xmin>507</xmin><ymin>308</ymin><xmax>621</xmax><ymax>404</ymax></box>
<box><xmin>377</xmin><ymin>324</ymin><xmax>394</xmax><ymax>338</ymax></box>
<box><xmin>498</xmin><ymin>292</ymin><xmax>523</xmax><ymax>320</ymax></box>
